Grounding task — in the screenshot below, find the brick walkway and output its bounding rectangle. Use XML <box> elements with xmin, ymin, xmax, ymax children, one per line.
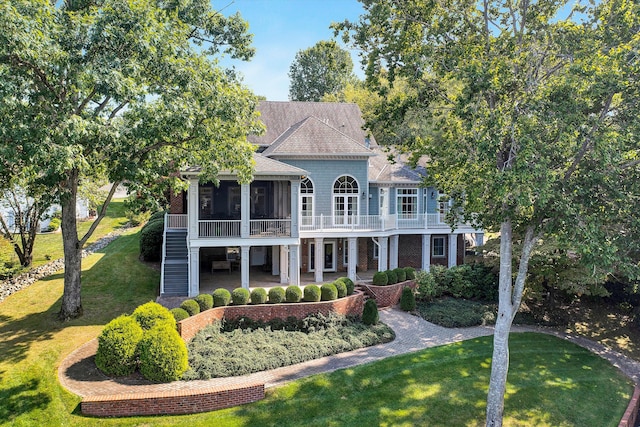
<box><xmin>58</xmin><ymin>307</ymin><xmax>640</xmax><ymax>402</ymax></box>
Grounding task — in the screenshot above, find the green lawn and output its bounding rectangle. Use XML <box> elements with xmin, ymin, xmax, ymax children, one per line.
<box><xmin>0</xmin><ymin>210</ymin><xmax>633</xmax><ymax>426</ymax></box>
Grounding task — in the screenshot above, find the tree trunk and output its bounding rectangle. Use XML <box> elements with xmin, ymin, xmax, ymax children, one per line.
<box><xmin>58</xmin><ymin>170</ymin><xmax>83</xmax><ymax>320</ymax></box>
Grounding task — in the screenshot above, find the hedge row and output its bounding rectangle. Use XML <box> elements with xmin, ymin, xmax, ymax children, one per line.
<box><xmin>372</xmin><ymin>267</ymin><xmax>416</xmax><ymax>286</ymax></box>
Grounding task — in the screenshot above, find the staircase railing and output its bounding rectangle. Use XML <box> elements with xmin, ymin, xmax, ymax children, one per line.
<box><xmin>160</xmin><ymin>213</ymin><xmax>169</xmax><ymax>295</ymax></box>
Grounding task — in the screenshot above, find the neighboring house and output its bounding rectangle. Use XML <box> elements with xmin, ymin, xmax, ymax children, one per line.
<box><xmin>0</xmin><ymin>197</ymin><xmax>91</xmax><ymax>233</ymax></box>
<box><xmin>163</xmin><ymin>101</ymin><xmax>483</xmax><ymax>296</ymax></box>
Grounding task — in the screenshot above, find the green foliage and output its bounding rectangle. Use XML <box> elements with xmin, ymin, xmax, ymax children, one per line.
<box><xmin>170</xmin><ymin>307</ymin><xmax>190</xmax><ymax>322</ymax></box>
<box><xmin>231</xmin><ymin>288</ymin><xmax>250</xmax><ymax>305</ymax></box>
<box><xmin>289</xmin><ymin>40</ymin><xmax>356</xmax><ymax>101</ymax></box>
<box><xmin>338</xmin><ymin>277</ymin><xmax>355</xmax><ymax>295</ymax></box>
<box><xmin>0</xmin><ymin>237</ymin><xmax>20</xmax><ymax>279</ymax></box>
<box><xmin>185</xmin><ymin>313</ymin><xmax>394</xmax><ymax>379</ymax></box>
<box><xmin>404</xmin><ymin>267</ymin><xmax>416</xmax><ymax>280</ymax></box>
<box><xmin>148</xmin><ymin>211</ymin><xmax>167</xmax><ymax>223</ymax></box>
<box><xmin>400</xmin><ymin>286</ymin><xmax>416</xmax><ymax>312</ymax></box>
<box><xmin>416</xmin><ymin>298</ymin><xmax>496</xmax><ymax>328</ymax></box>
<box><xmin>127</xmin><ymin>210</ymin><xmax>151</xmax><ymax>227</ymax></box>
<box><xmin>416</xmin><ymin>265</ymin><xmax>498</xmax><ymax>302</ymax></box>
<box><xmin>416</xmin><ymin>270</ymin><xmax>443</xmax><ymax>302</ymax></box>
<box><xmin>303</xmin><ymin>284</ymin><xmax>321</xmax><ymax>302</ymax></box>
<box><xmin>394</xmin><ymin>267</ymin><xmax>407</xmax><ymax>282</ymax></box>
<box><xmin>138</xmin><ymin>325</ymin><xmax>189</xmax><ymax>382</ymax></box>
<box><xmin>285</xmin><ymin>285</ymin><xmax>302</xmax><ymax>303</ymax></box>
<box><xmin>386</xmin><ymin>269</ymin><xmax>398</xmax><ymax>285</ymax></box>
<box><xmin>46</xmin><ymin>218</ymin><xmax>61</xmax><ymax>232</ymax></box>
<box><xmin>212</xmin><ymin>288</ymin><xmax>232</xmax><ymax>307</ymax></box>
<box><xmin>372</xmin><ymin>271</ymin><xmax>388</xmax><ymax>286</ymax></box>
<box><xmin>180</xmin><ymin>299</ymin><xmax>201</xmax><ymax>316</ymax></box>
<box><xmin>139</xmin><ymin>218</ymin><xmax>164</xmax><ymax>262</ymax></box>
<box><xmin>268</xmin><ymin>286</ymin><xmax>286</xmax><ymax>304</ymax></box>
<box><xmin>131</xmin><ymin>301</ymin><xmax>176</xmax><ymax>330</ymax></box>
<box><xmin>194</xmin><ymin>294</ymin><xmax>213</xmax><ymax>312</ymax></box>
<box><xmin>362</xmin><ymin>299</ymin><xmax>379</xmax><ymax>325</ymax></box>
<box><xmin>333</xmin><ymin>280</ymin><xmax>348</xmax><ymax>298</ymax></box>
<box><xmin>95</xmin><ymin>315</ymin><xmax>143</xmax><ymax>377</ymax></box>
<box><xmin>321</xmin><ymin>283</ymin><xmax>338</xmax><ymax>301</ymax></box>
<box><xmin>250</xmin><ymin>288</ymin><xmax>268</xmax><ymax>304</ymax></box>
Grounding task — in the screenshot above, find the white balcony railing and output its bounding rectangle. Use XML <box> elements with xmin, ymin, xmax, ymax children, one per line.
<box><xmin>166</xmin><ymin>214</ymin><xmax>188</xmax><ymax>229</ymax></box>
<box><xmin>198</xmin><ymin>220</ymin><xmax>241</xmax><ymax>238</ymax></box>
<box><xmin>249</xmin><ymin>219</ymin><xmax>291</xmax><ymax>237</ymax></box>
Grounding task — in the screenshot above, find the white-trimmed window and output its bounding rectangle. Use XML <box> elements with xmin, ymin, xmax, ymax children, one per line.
<box><xmin>300</xmin><ymin>178</ymin><xmax>314</xmax><ymax>226</ymax></box>
<box><xmin>397</xmin><ymin>188</ymin><xmax>418</xmax><ymax>219</ymax></box>
<box><xmin>432</xmin><ymin>236</ymin><xmax>446</xmax><ymax>258</ymax></box>
<box><xmin>333</xmin><ymin>175</ymin><xmax>359</xmax><ymax>225</ymax></box>
<box><xmin>343</xmin><ymin>240</ymin><xmax>349</xmax><ymax>266</ymax></box>
<box><xmin>372</xmin><ymin>242</ymin><xmax>379</xmax><ymax>259</ymax></box>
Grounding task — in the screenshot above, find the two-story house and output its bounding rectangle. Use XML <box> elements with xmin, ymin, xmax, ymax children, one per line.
<box><xmin>163</xmin><ymin>101</ymin><xmax>483</xmax><ymax>296</ymax></box>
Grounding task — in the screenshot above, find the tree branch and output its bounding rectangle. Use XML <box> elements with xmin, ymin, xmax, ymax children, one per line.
<box><xmin>510</xmin><ymin>225</ymin><xmax>539</xmax><ymax>320</ymax></box>
<box><xmin>108</xmin><ymin>100</ymin><xmax>129</xmax><ymax>121</ymax></box>
<box><xmin>78</xmin><ymin>181</ymin><xmax>122</xmax><ymax>247</ymax></box>
<box><xmin>74</xmin><ymin>87</ymin><xmax>97</xmax><ymax>115</ymax></box>
<box><xmin>6</xmin><ymin>54</ymin><xmax>61</xmax><ymax>101</ymax></box>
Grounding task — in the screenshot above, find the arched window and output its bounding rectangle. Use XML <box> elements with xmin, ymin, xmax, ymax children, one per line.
<box><xmin>300</xmin><ymin>178</ymin><xmax>314</xmax><ymax>226</ymax></box>
<box><xmin>332</xmin><ymin>175</ymin><xmax>359</xmax><ymax>225</ymax></box>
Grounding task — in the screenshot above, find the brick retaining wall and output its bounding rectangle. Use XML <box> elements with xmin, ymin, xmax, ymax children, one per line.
<box><xmin>360</xmin><ymin>280</ymin><xmax>417</xmax><ymax>308</ymax></box>
<box><xmin>81</xmin><ymin>382</ymin><xmax>264</xmax><ymax>417</ymax></box>
<box><xmin>178</xmin><ymin>291</ymin><xmax>365</xmax><ymax>342</ymax></box>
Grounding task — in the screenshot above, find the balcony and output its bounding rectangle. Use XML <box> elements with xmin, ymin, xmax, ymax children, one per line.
<box><xmin>299</xmin><ymin>213</ymin><xmax>463</xmax><ymax>232</ymax></box>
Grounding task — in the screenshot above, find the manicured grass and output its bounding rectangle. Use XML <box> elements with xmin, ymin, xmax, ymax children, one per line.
<box><xmin>0</xmin><ymin>215</ymin><xmax>633</xmax><ymax>426</ymax></box>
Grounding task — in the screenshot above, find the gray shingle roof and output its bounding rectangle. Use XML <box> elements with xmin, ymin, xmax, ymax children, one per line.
<box><xmin>368</xmin><ymin>147</ymin><xmax>426</xmax><ymax>184</ymax></box>
<box><xmin>262</xmin><ymin>116</ymin><xmax>374</xmax><ymax>157</ymax></box>
<box><xmin>183</xmin><ymin>153</ymin><xmax>307</xmax><ymax>177</ymax></box>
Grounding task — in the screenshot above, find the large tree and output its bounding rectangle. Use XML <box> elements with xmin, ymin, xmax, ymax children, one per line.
<box><xmin>336</xmin><ymin>0</ymin><xmax>640</xmax><ymax>425</ymax></box>
<box><xmin>289</xmin><ymin>40</ymin><xmax>356</xmax><ymax>101</ymax></box>
<box><xmin>0</xmin><ymin>0</ymin><xmax>263</xmax><ymax>320</ymax></box>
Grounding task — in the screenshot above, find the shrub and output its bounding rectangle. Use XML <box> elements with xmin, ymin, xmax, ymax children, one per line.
<box><xmin>386</xmin><ymin>269</ymin><xmax>398</xmax><ymax>284</ymax></box>
<box><xmin>416</xmin><ymin>298</ymin><xmax>496</xmax><ymax>328</ymax></box>
<box><xmin>180</xmin><ymin>299</ymin><xmax>200</xmax><ymax>316</ymax></box>
<box><xmin>132</xmin><ymin>301</ymin><xmax>176</xmax><ymax>330</ymax></box>
<box><xmin>47</xmin><ymin>217</ymin><xmax>61</xmax><ymax>232</ymax></box>
<box><xmin>303</xmin><ymin>284</ymin><xmax>321</xmax><ymax>302</ymax></box>
<box><xmin>194</xmin><ymin>294</ymin><xmax>213</xmax><ymax>312</ymax></box>
<box><xmin>416</xmin><ymin>270</ymin><xmax>442</xmax><ymax>301</ymax></box>
<box><xmin>251</xmin><ymin>288</ymin><xmax>268</xmax><ymax>304</ymax></box>
<box><xmin>321</xmin><ymin>283</ymin><xmax>338</xmax><ymax>301</ymax></box>
<box><xmin>285</xmin><ymin>285</ymin><xmax>302</xmax><ymax>303</ymax></box>
<box><xmin>333</xmin><ymin>280</ymin><xmax>347</xmax><ymax>298</ymax></box>
<box><xmin>372</xmin><ymin>271</ymin><xmax>388</xmax><ymax>286</ymax></box>
<box><xmin>339</xmin><ymin>277</ymin><xmax>355</xmax><ymax>295</ymax></box>
<box><xmin>404</xmin><ymin>266</ymin><xmax>416</xmax><ymax>280</ymax></box>
<box><xmin>212</xmin><ymin>288</ymin><xmax>231</xmax><ymax>307</ymax></box>
<box><xmin>170</xmin><ymin>307</ymin><xmax>190</xmax><ymax>322</ymax></box>
<box><xmin>268</xmin><ymin>286</ymin><xmax>286</xmax><ymax>304</ymax></box>
<box><xmin>148</xmin><ymin>210</ymin><xmax>166</xmax><ymax>223</ymax></box>
<box><xmin>139</xmin><ymin>218</ymin><xmax>164</xmax><ymax>261</ymax></box>
<box><xmin>95</xmin><ymin>315</ymin><xmax>143</xmax><ymax>376</ymax></box>
<box><xmin>362</xmin><ymin>299</ymin><xmax>379</xmax><ymax>325</ymax></box>
<box><xmin>231</xmin><ymin>288</ymin><xmax>250</xmax><ymax>305</ymax></box>
<box><xmin>400</xmin><ymin>286</ymin><xmax>416</xmax><ymax>311</ymax></box>
<box><xmin>394</xmin><ymin>267</ymin><xmax>407</xmax><ymax>282</ymax></box>
<box><xmin>138</xmin><ymin>325</ymin><xmax>189</xmax><ymax>382</ymax></box>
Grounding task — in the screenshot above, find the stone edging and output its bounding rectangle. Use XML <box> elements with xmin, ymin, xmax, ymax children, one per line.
<box><xmin>0</xmin><ymin>226</ymin><xmax>129</xmax><ymax>304</ymax></box>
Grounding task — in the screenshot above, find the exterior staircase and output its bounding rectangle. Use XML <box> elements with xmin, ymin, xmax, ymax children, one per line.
<box><xmin>162</xmin><ymin>229</ymin><xmax>189</xmax><ymax>296</ymax></box>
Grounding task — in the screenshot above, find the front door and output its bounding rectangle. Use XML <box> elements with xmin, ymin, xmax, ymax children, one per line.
<box><xmin>309</xmin><ymin>241</ymin><xmax>337</xmax><ymax>272</ymax></box>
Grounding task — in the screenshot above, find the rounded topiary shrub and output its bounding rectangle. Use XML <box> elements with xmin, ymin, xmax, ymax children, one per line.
<box><xmin>285</xmin><ymin>285</ymin><xmax>302</xmax><ymax>302</ymax></box>
<box><xmin>400</xmin><ymin>286</ymin><xmax>416</xmax><ymax>311</ymax></box>
<box><xmin>148</xmin><ymin>210</ymin><xmax>166</xmax><ymax>223</ymax></box>
<box><xmin>138</xmin><ymin>325</ymin><xmax>189</xmax><ymax>382</ymax></box>
<box><xmin>268</xmin><ymin>286</ymin><xmax>286</xmax><ymax>304</ymax></box>
<box><xmin>170</xmin><ymin>307</ymin><xmax>190</xmax><ymax>322</ymax></box>
<box><xmin>303</xmin><ymin>284</ymin><xmax>321</xmax><ymax>302</ymax></box>
<box><xmin>386</xmin><ymin>269</ymin><xmax>398</xmax><ymax>284</ymax></box>
<box><xmin>394</xmin><ymin>267</ymin><xmax>407</xmax><ymax>282</ymax></box>
<box><xmin>194</xmin><ymin>294</ymin><xmax>213</xmax><ymax>312</ymax></box>
<box><xmin>321</xmin><ymin>283</ymin><xmax>338</xmax><ymax>301</ymax></box>
<box><xmin>132</xmin><ymin>301</ymin><xmax>176</xmax><ymax>331</ymax></box>
<box><xmin>212</xmin><ymin>288</ymin><xmax>231</xmax><ymax>307</ymax></box>
<box><xmin>231</xmin><ymin>288</ymin><xmax>250</xmax><ymax>305</ymax></box>
<box><xmin>404</xmin><ymin>266</ymin><xmax>416</xmax><ymax>280</ymax></box>
<box><xmin>340</xmin><ymin>277</ymin><xmax>355</xmax><ymax>295</ymax></box>
<box><xmin>373</xmin><ymin>271</ymin><xmax>388</xmax><ymax>286</ymax></box>
<box><xmin>251</xmin><ymin>287</ymin><xmax>268</xmax><ymax>304</ymax></box>
<box><xmin>95</xmin><ymin>315</ymin><xmax>143</xmax><ymax>376</ymax></box>
<box><xmin>362</xmin><ymin>299</ymin><xmax>379</xmax><ymax>325</ymax></box>
<box><xmin>180</xmin><ymin>299</ymin><xmax>200</xmax><ymax>316</ymax></box>
<box><xmin>139</xmin><ymin>218</ymin><xmax>164</xmax><ymax>261</ymax></box>
<box><xmin>333</xmin><ymin>280</ymin><xmax>347</xmax><ymax>298</ymax></box>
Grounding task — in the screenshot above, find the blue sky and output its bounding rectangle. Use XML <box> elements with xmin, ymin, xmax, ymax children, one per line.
<box><xmin>219</xmin><ymin>0</ymin><xmax>365</xmax><ymax>101</ymax></box>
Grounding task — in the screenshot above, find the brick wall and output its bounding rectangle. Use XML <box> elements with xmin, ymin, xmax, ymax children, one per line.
<box><xmin>178</xmin><ymin>291</ymin><xmax>365</xmax><ymax>341</ymax></box>
<box><xmin>81</xmin><ymin>382</ymin><xmax>264</xmax><ymax>417</ymax></box>
<box><xmin>360</xmin><ymin>280</ymin><xmax>417</xmax><ymax>308</ymax></box>
<box><xmin>398</xmin><ymin>235</ymin><xmax>422</xmax><ymax>268</ymax></box>
<box><xmin>169</xmin><ymin>190</ymin><xmax>185</xmax><ymax>214</ymax></box>
<box><xmin>357</xmin><ymin>238</ymin><xmax>368</xmax><ymax>271</ymax></box>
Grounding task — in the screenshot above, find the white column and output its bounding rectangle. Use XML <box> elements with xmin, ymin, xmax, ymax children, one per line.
<box><xmin>188</xmin><ymin>246</ymin><xmax>199</xmax><ymax>297</ymax></box>
<box><xmin>348</xmin><ymin>237</ymin><xmax>357</xmax><ymax>282</ymax></box>
<box><xmin>272</xmin><ymin>245</ymin><xmax>280</xmax><ymax>275</ymax></box>
<box><xmin>187</xmin><ymin>179</ymin><xmax>199</xmax><ymax>238</ymax></box>
<box><xmin>241</xmin><ymin>245</ymin><xmax>250</xmax><ymax>289</ymax></box>
<box><xmin>422</xmin><ymin>234</ymin><xmax>431</xmax><ymax>272</ymax></box>
<box><xmin>314</xmin><ymin>237</ymin><xmax>324</xmax><ymax>283</ymax></box>
<box><xmin>378</xmin><ymin>236</ymin><xmax>388</xmax><ymax>271</ymax></box>
<box><xmin>389</xmin><ymin>235</ymin><xmax>399</xmax><ymax>269</ymax></box>
<box><xmin>289</xmin><ymin>244</ymin><xmax>300</xmax><ymax>286</ymax></box>
<box><xmin>475</xmin><ymin>232</ymin><xmax>484</xmax><ymax>248</ymax></box>
<box><xmin>448</xmin><ymin>234</ymin><xmax>457</xmax><ymax>268</ymax></box>
<box><xmin>280</xmin><ymin>245</ymin><xmax>289</xmax><ymax>283</ymax></box>
<box><xmin>241</xmin><ymin>183</ymin><xmax>250</xmax><ymax>238</ymax></box>
<box><xmin>290</xmin><ymin>180</ymin><xmax>300</xmax><ymax>238</ymax></box>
